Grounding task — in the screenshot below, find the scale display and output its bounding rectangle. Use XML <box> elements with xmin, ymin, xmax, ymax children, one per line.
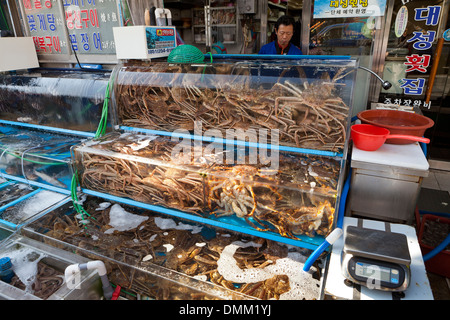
<box><xmin>346</xmin><ymin>255</ymin><xmax>407</xmax><ymax>290</ymax></box>
<box><xmin>355</xmin><ymin>262</ymin><xmax>399</xmax><ymax>284</ymax></box>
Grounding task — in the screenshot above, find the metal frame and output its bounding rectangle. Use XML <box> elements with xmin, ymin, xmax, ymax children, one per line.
<box><xmin>301</xmin><ymin>0</ymin><xmax>311</xmax><ymax>55</ymax></box>
<box><xmin>367</xmin><ymin>0</ymin><xmax>395</xmax><ymax>104</ymax></box>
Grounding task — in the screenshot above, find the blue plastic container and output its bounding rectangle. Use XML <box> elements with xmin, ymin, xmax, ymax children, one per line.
<box><xmin>0</xmin><ymin>257</ymin><xmax>15</xmax><ymax>283</ymax></box>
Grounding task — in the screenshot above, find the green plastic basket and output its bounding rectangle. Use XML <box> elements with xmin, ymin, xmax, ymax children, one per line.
<box><xmin>167</xmin><ymin>45</ymin><xmax>204</xmax><ymax>63</ymax></box>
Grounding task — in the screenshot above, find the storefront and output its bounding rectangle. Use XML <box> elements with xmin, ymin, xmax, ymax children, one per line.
<box><xmin>0</xmin><ymin>0</ymin><xmax>447</xmax><ymax>302</ymax></box>
<box><xmin>3</xmin><ymin>0</ymin><xmax>443</xmax><ymax>166</ymax></box>
<box><xmin>303</xmin><ymin>0</ymin><xmax>449</xmax><ymax>168</ymax></box>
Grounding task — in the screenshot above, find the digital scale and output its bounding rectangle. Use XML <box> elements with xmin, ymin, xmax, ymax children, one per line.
<box><xmin>341</xmin><ymin>226</ymin><xmax>411</xmax><ymax>292</ymax></box>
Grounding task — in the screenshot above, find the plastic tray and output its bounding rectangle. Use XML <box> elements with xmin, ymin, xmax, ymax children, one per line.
<box><xmin>417</xmin><ymin>214</ymin><xmax>450</xmax><ymax>278</ymax></box>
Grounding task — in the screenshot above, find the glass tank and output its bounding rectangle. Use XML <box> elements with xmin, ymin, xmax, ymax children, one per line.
<box><xmin>72</xmin><ymin>131</ymin><xmax>343</xmax><ymax>247</ymax></box>
<box><xmin>23</xmin><ymin>194</ymin><xmax>323</xmax><ymax>300</ymax></box>
<box><xmin>0</xmin><ymin>180</ymin><xmax>37</xmax><ymax>207</ymax></box>
<box><xmin>0</xmin><ymin>69</ymin><xmax>110</xmax><ymax>133</ymax></box>
<box><xmin>112</xmin><ymin>57</ymin><xmax>358</xmax><ymax>154</ymax></box>
<box><xmin>0</xmin><ymin>185</ymin><xmax>69</xmax><ymax>230</ymax></box>
<box><xmin>0</xmin><ymin>124</ymin><xmax>85</xmax><ymax>190</ymax></box>
<box><xmin>0</xmin><ymin>235</ymin><xmax>102</xmax><ymax>300</ymax></box>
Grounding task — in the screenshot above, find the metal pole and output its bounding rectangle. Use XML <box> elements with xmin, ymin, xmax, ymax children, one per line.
<box><xmin>205</xmin><ymin>0</ymin><xmax>211</xmax><ymax>52</ymax></box>
<box><xmin>301</xmin><ymin>0</ymin><xmax>311</xmax><ymax>55</ymax></box>
<box><xmin>367</xmin><ymin>0</ymin><xmax>395</xmax><ymax>104</ymax></box>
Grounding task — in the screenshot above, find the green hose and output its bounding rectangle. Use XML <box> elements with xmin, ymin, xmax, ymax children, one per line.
<box><xmin>70</xmin><ymin>170</ymin><xmax>96</xmax><ymax>228</ymax></box>
<box><xmin>94</xmin><ymin>66</ymin><xmax>119</xmax><ymax>139</ymax></box>
<box><xmin>94</xmin><ymin>81</ymin><xmax>110</xmax><ymax>139</ymax></box>
<box><xmin>0</xmin><ymin>147</ymin><xmax>66</xmax><ymax>166</ymax></box>
<box><xmin>76</xmin><ymin>66</ymin><xmax>117</xmax><ymax>228</ymax></box>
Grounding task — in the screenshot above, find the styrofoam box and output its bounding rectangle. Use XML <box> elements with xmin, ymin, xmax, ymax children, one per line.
<box><xmin>113</xmin><ymin>26</ymin><xmax>177</xmax><ymax>60</ymax></box>
<box><xmin>0</xmin><ymin>37</ymin><xmax>39</xmax><ymax>72</ymax></box>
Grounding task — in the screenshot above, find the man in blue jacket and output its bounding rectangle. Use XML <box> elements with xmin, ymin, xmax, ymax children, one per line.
<box><xmin>259</xmin><ymin>15</ymin><xmax>302</xmax><ymax>55</ymax></box>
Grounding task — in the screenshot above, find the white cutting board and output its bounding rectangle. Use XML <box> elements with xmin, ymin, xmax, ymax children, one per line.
<box><xmin>352</xmin><ymin>142</ymin><xmax>429</xmax><ymax>171</ymax></box>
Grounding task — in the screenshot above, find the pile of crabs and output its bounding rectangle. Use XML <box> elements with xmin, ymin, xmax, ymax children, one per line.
<box><xmin>74</xmin><ymin>132</ymin><xmax>339</xmax><ymax>239</ymax></box>
<box><xmin>29</xmin><ymin>196</ymin><xmax>322</xmax><ymax>300</ymax></box>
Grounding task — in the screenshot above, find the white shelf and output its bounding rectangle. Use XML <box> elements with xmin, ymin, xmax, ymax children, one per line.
<box><xmin>212</xmin><ymin>24</ymin><xmax>236</xmax><ymax>27</ymax></box>
<box><xmin>210</xmin><ymin>6</ymin><xmax>236</xmax><ymax>10</ymax></box>
<box><xmin>192</xmin><ymin>5</ymin><xmax>238</xmax><ymax>47</ymax></box>
<box><xmin>194</xmin><ymin>24</ymin><xmax>236</xmax><ymax>28</ymax></box>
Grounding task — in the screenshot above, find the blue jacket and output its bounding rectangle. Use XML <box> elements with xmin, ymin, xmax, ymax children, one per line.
<box><xmin>258</xmin><ymin>41</ymin><xmax>303</xmax><ymax>55</ymax></box>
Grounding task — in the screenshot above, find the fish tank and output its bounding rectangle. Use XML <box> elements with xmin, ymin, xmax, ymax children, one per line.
<box><xmin>71</xmin><ymin>131</ymin><xmax>344</xmax><ymax>249</ymax></box>
<box><xmin>111</xmin><ymin>56</ymin><xmax>358</xmax><ymax>154</ymax></box>
<box><xmin>0</xmin><ymin>227</ymin><xmax>12</xmax><ymax>242</ymax></box>
<box><xmin>0</xmin><ymin>180</ymin><xmax>69</xmax><ymax>230</ymax></box>
<box><xmin>23</xmin><ymin>194</ymin><xmax>324</xmax><ymax>300</ymax></box>
<box><xmin>0</xmin><ymin>235</ymin><xmax>102</xmax><ymax>300</ymax></box>
<box><xmin>0</xmin><ymin>180</ymin><xmax>38</xmax><ymax>208</ymax></box>
<box><xmin>0</xmin><ymin>68</ymin><xmax>110</xmax><ymax>133</ymax></box>
<box><xmin>0</xmin><ymin>124</ymin><xmax>87</xmax><ymax>191</ymax></box>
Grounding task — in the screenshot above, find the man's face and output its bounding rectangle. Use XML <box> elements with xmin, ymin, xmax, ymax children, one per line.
<box><xmin>275</xmin><ymin>24</ymin><xmax>294</xmax><ymax>48</ymax></box>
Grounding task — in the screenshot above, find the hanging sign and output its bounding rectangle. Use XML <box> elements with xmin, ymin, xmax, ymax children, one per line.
<box><xmin>313</xmin><ymin>0</ymin><xmax>387</xmax><ymax>18</ymax></box>
<box><xmin>22</xmin><ymin>0</ymin><xmax>69</xmax><ymax>54</ymax></box>
<box><xmin>394</xmin><ymin>6</ymin><xmax>408</xmax><ymax>37</ymax></box>
<box><xmin>383</xmin><ymin>5</ymin><xmax>442</xmax><ymax>110</ymax></box>
<box><xmin>63</xmin><ymin>0</ymin><xmax>120</xmax><ymax>55</ymax></box>
<box><xmin>20</xmin><ymin>0</ymin><xmax>122</xmax><ymax>55</ymax></box>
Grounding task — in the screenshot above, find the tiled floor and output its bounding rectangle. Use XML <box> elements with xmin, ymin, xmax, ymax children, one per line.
<box><xmin>418</xmin><ymin>169</ymin><xmax>450</xmax><ymax>300</ymax></box>
<box><xmin>422</xmin><ymin>169</ymin><xmax>450</xmax><ymax>194</ymax></box>
<box><xmin>419</xmin><ymin>170</ymin><xmax>450</xmax><ymax>215</ymax></box>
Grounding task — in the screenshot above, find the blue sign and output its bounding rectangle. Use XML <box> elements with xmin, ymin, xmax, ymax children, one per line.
<box><xmin>313</xmin><ymin>0</ymin><xmax>387</xmax><ymax>18</ymax></box>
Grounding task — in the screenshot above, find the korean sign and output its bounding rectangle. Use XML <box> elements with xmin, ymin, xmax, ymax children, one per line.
<box><xmin>63</xmin><ymin>0</ymin><xmax>120</xmax><ymax>54</ymax></box>
<box><xmin>400</xmin><ymin>5</ymin><xmax>440</xmax><ymax>98</ymax></box>
<box><xmin>313</xmin><ymin>0</ymin><xmax>387</xmax><ymax>18</ymax></box>
<box><xmin>21</xmin><ymin>0</ymin><xmax>122</xmax><ymax>55</ymax></box>
<box><xmin>22</xmin><ymin>0</ymin><xmax>68</xmax><ymax>54</ymax></box>
<box><xmin>383</xmin><ymin>4</ymin><xmax>442</xmax><ymax>109</ymax></box>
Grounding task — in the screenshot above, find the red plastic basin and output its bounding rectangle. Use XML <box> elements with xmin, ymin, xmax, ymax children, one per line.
<box><xmin>357</xmin><ymin>109</ymin><xmax>434</xmax><ymax>144</ymax></box>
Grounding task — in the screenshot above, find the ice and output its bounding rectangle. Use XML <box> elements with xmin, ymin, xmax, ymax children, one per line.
<box><xmin>127</xmin><ymin>137</ymin><xmax>155</xmax><ymax>151</ymax></box>
<box><xmin>95</xmin><ymin>202</ymin><xmax>111</xmax><ymax>210</ymax></box>
<box><xmin>104</xmin><ymin>204</ymin><xmax>149</xmax><ymax>234</ymax></box>
<box><xmin>154</xmin><ymin>217</ymin><xmax>203</xmax><ymax>234</ymax></box>
<box><xmin>142</xmin><ymin>254</ymin><xmax>153</xmax><ymax>261</ymax></box>
<box><xmin>16</xmin><ymin>183</ymin><xmax>31</xmax><ymax>189</ymax></box>
<box><xmin>73</xmin><ymin>193</ymin><xmax>87</xmax><ymax>205</ymax></box>
<box><xmin>163</xmin><ymin>244</ymin><xmax>174</xmax><ymax>252</ymax></box>
<box><xmin>2</xmin><ymin>190</ymin><xmax>67</xmax><ymax>224</ymax></box>
<box><xmin>193</xmin><ymin>275</ymin><xmax>208</xmax><ymax>281</ymax></box>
